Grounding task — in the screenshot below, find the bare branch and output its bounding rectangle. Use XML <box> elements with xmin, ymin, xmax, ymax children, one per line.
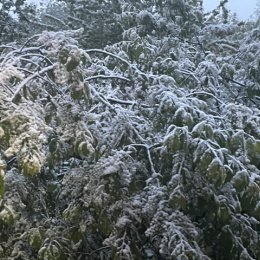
<box><xmin>194</xmin><ymin>32</ymin><xmax>206</xmax><ymax>55</ymax></box>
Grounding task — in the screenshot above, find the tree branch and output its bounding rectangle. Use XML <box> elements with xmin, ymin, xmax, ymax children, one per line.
<box><xmin>20</xmin><ymin>53</ymin><xmax>53</xmax><ymax>65</ymax></box>
<box><xmin>1</xmin><ymin>46</ymin><xmax>44</xmax><ymax>67</ymax></box>
<box><xmin>0</xmin><ymin>45</ymin><xmax>16</xmax><ymax>50</ymax></box>
<box><xmin>128</xmin><ymin>144</ymin><xmax>157</xmax><ymax>176</ymax></box>
<box><xmin>11</xmin><ymin>65</ymin><xmax>54</xmax><ymax>102</ymax></box>
<box><xmin>86</xmin><ymin>49</ymin><xmax>131</xmax><ymax>67</ymax></box>
<box><xmin>224</xmin><ymin>77</ymin><xmax>249</xmax><ymax>88</ymax></box>
<box><xmin>43</xmin><ymin>14</ymin><xmax>68</xmax><ymax>28</ymax></box>
<box><xmin>85</xmin><ymin>49</ymin><xmax>148</xmax><ymax>79</ymax></box>
<box><xmin>85</xmin><ymin>75</ymin><xmax>130</xmax><ymax>82</ymax></box>
<box><xmin>186</xmin><ymin>91</ymin><xmax>224</xmax><ymax>105</ymax></box>
<box><xmin>19</xmin><ymin>34</ymin><xmax>41</xmax><ymax>52</ymax></box>
<box><xmin>107</xmin><ymin>97</ymin><xmax>151</xmax><ymax>108</ymax></box>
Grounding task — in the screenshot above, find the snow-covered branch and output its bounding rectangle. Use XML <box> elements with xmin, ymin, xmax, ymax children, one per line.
<box><xmin>85</xmin><ymin>75</ymin><xmax>130</xmax><ymax>82</ymax></box>
<box><xmin>10</xmin><ymin>65</ymin><xmax>54</xmax><ymax>102</ymax></box>
<box><xmin>86</xmin><ymin>49</ymin><xmax>131</xmax><ymax>67</ymax></box>
<box><xmin>186</xmin><ymin>91</ymin><xmax>224</xmax><ymax>105</ymax></box>
<box><xmin>107</xmin><ymin>97</ymin><xmax>151</xmax><ymax>108</ymax></box>
<box><xmin>43</xmin><ymin>14</ymin><xmax>68</xmax><ymax>28</ymax></box>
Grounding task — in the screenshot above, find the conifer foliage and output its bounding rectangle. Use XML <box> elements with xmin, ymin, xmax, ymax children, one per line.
<box><xmin>0</xmin><ymin>0</ymin><xmax>260</xmax><ymax>259</ymax></box>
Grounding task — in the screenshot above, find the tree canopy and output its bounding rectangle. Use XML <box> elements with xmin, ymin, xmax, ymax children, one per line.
<box><xmin>0</xmin><ymin>0</ymin><xmax>260</xmax><ymax>259</ymax></box>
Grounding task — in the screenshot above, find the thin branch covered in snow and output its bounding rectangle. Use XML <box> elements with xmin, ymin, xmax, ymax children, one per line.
<box><xmin>85</xmin><ymin>74</ymin><xmax>131</xmax><ymax>82</ymax></box>
<box><xmin>43</xmin><ymin>14</ymin><xmax>69</xmax><ymax>28</ymax></box>
<box><xmin>86</xmin><ymin>49</ymin><xmax>131</xmax><ymax>67</ymax></box>
<box><xmin>11</xmin><ymin>65</ymin><xmax>54</xmax><ymax>102</ymax></box>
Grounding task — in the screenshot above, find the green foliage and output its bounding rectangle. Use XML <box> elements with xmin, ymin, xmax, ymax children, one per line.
<box><xmin>0</xmin><ymin>1</ymin><xmax>260</xmax><ymax>260</ymax></box>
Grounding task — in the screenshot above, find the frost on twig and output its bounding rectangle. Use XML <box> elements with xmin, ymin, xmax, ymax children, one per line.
<box><xmin>11</xmin><ymin>65</ymin><xmax>54</xmax><ymax>102</ymax></box>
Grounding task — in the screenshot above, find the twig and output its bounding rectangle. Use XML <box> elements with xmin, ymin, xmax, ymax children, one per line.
<box><xmin>223</xmin><ymin>77</ymin><xmax>249</xmax><ymax>88</ymax></box>
<box><xmin>86</xmin><ymin>49</ymin><xmax>131</xmax><ymax>67</ymax></box>
<box><xmin>43</xmin><ymin>14</ymin><xmax>68</xmax><ymax>28</ymax></box>
<box><xmin>19</xmin><ymin>58</ymin><xmax>40</xmax><ymax>69</ymax></box>
<box><xmin>0</xmin><ymin>46</ymin><xmax>44</xmax><ymax>67</ymax></box>
<box><xmin>65</xmin><ymin>246</ymin><xmax>111</xmax><ymax>256</ymax></box>
<box><xmin>176</xmin><ymin>69</ymin><xmax>200</xmax><ymax>84</ymax></box>
<box><xmin>107</xmin><ymin>97</ymin><xmax>151</xmax><ymax>108</ymax></box>
<box><xmin>186</xmin><ymin>91</ymin><xmax>224</xmax><ymax>105</ymax></box>
<box><xmin>207</xmin><ymin>40</ymin><xmax>238</xmax><ymax>50</ymax></box>
<box><xmin>19</xmin><ymin>53</ymin><xmax>53</xmax><ymax>65</ymax></box>
<box><xmin>67</xmin><ymin>15</ymin><xmax>86</xmax><ymax>23</ymax></box>
<box><xmin>194</xmin><ymin>32</ymin><xmax>206</xmax><ymax>55</ymax></box>
<box><xmin>88</xmin><ymin>85</ymin><xmax>116</xmax><ymax>111</ymax></box>
<box><xmin>85</xmin><ymin>75</ymin><xmax>130</xmax><ymax>82</ymax></box>
<box><xmin>86</xmin><ymin>49</ymin><xmax>148</xmax><ymax>79</ymax></box>
<box><xmin>129</xmin><ymin>144</ymin><xmax>157</xmax><ymax>176</ymax></box>
<box><xmin>0</xmin><ymin>45</ymin><xmax>16</xmax><ymax>50</ymax></box>
<box><xmin>1</xmin><ymin>83</ymin><xmax>14</xmax><ymax>94</ymax></box>
<box><xmin>29</xmin><ymin>20</ymin><xmax>57</xmax><ymax>30</ymax></box>
<box><xmin>19</xmin><ymin>34</ymin><xmax>41</xmax><ymax>52</ymax></box>
<box><xmin>17</xmin><ymin>67</ymin><xmax>55</xmax><ymax>86</ymax></box>
<box><xmin>11</xmin><ymin>65</ymin><xmax>54</xmax><ymax>102</ymax></box>
<box><xmin>177</xmin><ymin>156</ymin><xmax>185</xmax><ymax>177</ymax></box>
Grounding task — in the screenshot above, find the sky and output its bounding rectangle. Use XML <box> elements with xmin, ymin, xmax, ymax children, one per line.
<box><xmin>27</xmin><ymin>0</ymin><xmax>258</xmax><ymax>21</ymax></box>
<box><xmin>203</xmin><ymin>0</ymin><xmax>258</xmax><ymax>20</ymax></box>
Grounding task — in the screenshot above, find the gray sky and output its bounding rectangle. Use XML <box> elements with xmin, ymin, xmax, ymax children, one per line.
<box><xmin>203</xmin><ymin>0</ymin><xmax>258</xmax><ymax>20</ymax></box>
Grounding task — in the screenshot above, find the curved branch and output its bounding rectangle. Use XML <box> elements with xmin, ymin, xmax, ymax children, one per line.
<box><xmin>0</xmin><ymin>46</ymin><xmax>44</xmax><ymax>67</ymax></box>
<box><xmin>19</xmin><ymin>53</ymin><xmax>53</xmax><ymax>65</ymax></box>
<box><xmin>186</xmin><ymin>91</ymin><xmax>224</xmax><ymax>105</ymax></box>
<box><xmin>86</xmin><ymin>49</ymin><xmax>131</xmax><ymax>67</ymax></box>
<box><xmin>11</xmin><ymin>65</ymin><xmax>54</xmax><ymax>102</ymax></box>
<box><xmin>17</xmin><ymin>67</ymin><xmax>56</xmax><ymax>86</ymax></box>
<box><xmin>85</xmin><ymin>75</ymin><xmax>130</xmax><ymax>82</ymax></box>
<box><xmin>88</xmin><ymin>84</ymin><xmax>115</xmax><ymax>111</ymax></box>
<box><xmin>85</xmin><ymin>49</ymin><xmax>148</xmax><ymax>79</ymax></box>
<box><xmin>19</xmin><ymin>34</ymin><xmax>41</xmax><ymax>52</ymax></box>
